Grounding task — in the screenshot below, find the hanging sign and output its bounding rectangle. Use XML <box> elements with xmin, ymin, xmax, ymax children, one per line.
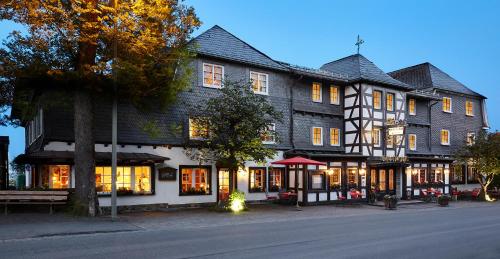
<box><xmin>388</xmin><ymin>126</ymin><xmax>404</xmax><ymax>136</ymax></box>
<box><xmin>158</xmin><ymin>167</ymin><xmax>177</xmax><ymax>181</ymax></box>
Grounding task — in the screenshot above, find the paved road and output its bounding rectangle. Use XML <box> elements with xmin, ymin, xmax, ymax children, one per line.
<box><xmin>1</xmin><ymin>204</ymin><xmax>500</xmax><ymax>259</ymax></box>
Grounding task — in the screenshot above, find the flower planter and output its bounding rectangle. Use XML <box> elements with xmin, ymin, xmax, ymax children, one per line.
<box><xmin>383</xmin><ymin>195</ymin><xmax>398</xmax><ymax>210</ymax></box>
<box><xmin>438</xmin><ymin>195</ymin><xmax>450</xmax><ymax>206</ymax></box>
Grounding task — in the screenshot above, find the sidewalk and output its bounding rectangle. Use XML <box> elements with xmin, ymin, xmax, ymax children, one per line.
<box><xmin>0</xmin><ymin>201</ymin><xmax>497</xmax><ymax>242</ymax></box>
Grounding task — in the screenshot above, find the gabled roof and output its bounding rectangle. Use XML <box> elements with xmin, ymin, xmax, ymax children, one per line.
<box><xmin>189</xmin><ymin>25</ymin><xmax>287</xmax><ymax>71</ymax></box>
<box><xmin>388</xmin><ymin>63</ymin><xmax>484</xmax><ymax>98</ymax></box>
<box><xmin>320</xmin><ymin>54</ymin><xmax>412</xmax><ymax>90</ymax></box>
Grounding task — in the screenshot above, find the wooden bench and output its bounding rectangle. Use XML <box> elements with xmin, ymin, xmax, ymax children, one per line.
<box><xmin>0</xmin><ymin>190</ymin><xmax>69</xmax><ymax>214</ymax></box>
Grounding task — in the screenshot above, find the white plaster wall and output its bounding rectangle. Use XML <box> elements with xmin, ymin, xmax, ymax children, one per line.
<box><xmin>43</xmin><ymin>141</ymin><xmax>285</xmax><ymax>206</ymax></box>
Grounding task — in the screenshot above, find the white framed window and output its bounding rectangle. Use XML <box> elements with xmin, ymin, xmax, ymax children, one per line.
<box><xmin>330</xmin><ymin>128</ymin><xmax>340</xmax><ymax>146</ymax></box>
<box><xmin>250</xmin><ymin>71</ymin><xmax>268</xmax><ymax>95</ymax></box>
<box><xmin>442</xmin><ymin>97</ymin><xmax>452</xmax><ymax>113</ymax></box>
<box><xmin>203</xmin><ymin>63</ymin><xmax>224</xmax><ymax>88</ymax></box>
<box><xmin>312</xmin><ymin>127</ymin><xmax>323</xmax><ymax>146</ymax></box>
<box><xmin>408</xmin><ymin>98</ymin><xmax>416</xmax><ymax>115</ymax></box>
<box><xmin>386</xmin><ymin>93</ymin><xmax>394</xmax><ymax>111</ymax></box>
<box><xmin>465</xmin><ymin>100</ymin><xmax>474</xmax><ymax>116</ymax></box>
<box><xmin>466</xmin><ymin>132</ymin><xmax>476</xmax><ymax>146</ymax></box>
<box><xmin>261</xmin><ymin>123</ymin><xmax>276</xmax><ymax>144</ymax></box>
<box><xmin>330</xmin><ymin>85</ymin><xmax>339</xmax><ymax>105</ymax></box>
<box><xmin>372</xmin><ymin>129</ymin><xmax>381</xmax><ymax>147</ymax></box>
<box><xmin>312</xmin><ymin>82</ymin><xmax>322</xmax><ymax>103</ymax></box>
<box><xmin>409</xmin><ymin>134</ymin><xmax>417</xmax><ymax>151</ymax></box>
<box><xmin>96</xmin><ymin>166</ymin><xmax>152</xmax><ymax>194</ymax></box>
<box><xmin>441</xmin><ymin>129</ymin><xmax>450</xmax><ymax>145</ymax></box>
<box><xmin>373</xmin><ymin>90</ymin><xmax>382</xmax><ymax>109</ymax></box>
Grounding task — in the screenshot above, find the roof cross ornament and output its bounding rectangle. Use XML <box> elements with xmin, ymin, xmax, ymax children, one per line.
<box><xmin>355</xmin><ymin>35</ymin><xmax>364</xmax><ymax>54</ymax></box>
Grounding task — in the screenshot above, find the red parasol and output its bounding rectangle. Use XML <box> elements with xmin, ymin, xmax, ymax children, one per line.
<box><xmin>271</xmin><ymin>156</ymin><xmax>326</xmax><ymax>166</ymax></box>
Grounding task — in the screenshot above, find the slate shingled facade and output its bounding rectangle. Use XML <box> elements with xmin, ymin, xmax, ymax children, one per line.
<box><xmin>14</xmin><ymin>25</ymin><xmax>488</xmax><ymax>206</ymax></box>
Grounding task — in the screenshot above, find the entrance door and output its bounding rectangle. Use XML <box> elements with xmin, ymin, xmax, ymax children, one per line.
<box><xmin>218</xmin><ymin>169</ymin><xmax>230</xmax><ymax>202</ymax></box>
<box><xmin>371</xmin><ymin>168</ymin><xmax>397</xmax><ymax>195</ymax></box>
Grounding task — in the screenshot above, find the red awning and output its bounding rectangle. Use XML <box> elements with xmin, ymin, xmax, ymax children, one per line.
<box><xmin>271</xmin><ymin>156</ymin><xmax>326</xmax><ymax>166</ymax></box>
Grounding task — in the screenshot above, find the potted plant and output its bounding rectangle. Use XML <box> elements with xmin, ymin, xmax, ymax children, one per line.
<box><xmin>117</xmin><ymin>187</ymin><xmax>134</xmax><ymax>196</ymax></box>
<box><xmin>438</xmin><ymin>195</ymin><xmax>450</xmax><ymax>206</ymax></box>
<box><xmin>269</xmin><ymin>185</ymin><xmax>280</xmax><ymax>192</ymax></box>
<box><xmin>330</xmin><ymin>183</ymin><xmax>341</xmax><ymax>192</ymax></box>
<box><xmin>383</xmin><ymin>194</ymin><xmax>398</xmax><ymax>210</ymax></box>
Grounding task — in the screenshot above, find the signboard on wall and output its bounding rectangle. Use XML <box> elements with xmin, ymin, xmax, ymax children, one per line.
<box><xmin>158</xmin><ymin>167</ymin><xmax>177</xmax><ymax>181</ymax></box>
<box><xmin>388</xmin><ymin>126</ymin><xmax>404</xmax><ymax>136</ymax></box>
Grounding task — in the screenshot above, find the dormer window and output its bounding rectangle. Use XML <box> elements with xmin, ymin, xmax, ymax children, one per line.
<box><xmin>408</xmin><ymin>98</ymin><xmax>416</xmax><ymax>115</ymax></box>
<box><xmin>312</xmin><ymin>82</ymin><xmax>322</xmax><ymax>103</ymax></box>
<box><xmin>442</xmin><ymin>97</ymin><xmax>452</xmax><ymax>113</ymax></box>
<box><xmin>465</xmin><ymin>100</ymin><xmax>474</xmax><ymax>116</ymax></box>
<box><xmin>250</xmin><ymin>71</ymin><xmax>268</xmax><ymax>95</ymax></box>
<box><xmin>203</xmin><ymin>63</ymin><xmax>223</xmax><ymax>88</ymax></box>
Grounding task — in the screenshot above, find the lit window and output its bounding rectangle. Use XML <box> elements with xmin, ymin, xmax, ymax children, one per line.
<box><xmin>49</xmin><ymin>165</ymin><xmax>70</xmax><ymax>189</ymax></box>
<box><xmin>261</xmin><ymin>123</ymin><xmax>276</xmax><ymax>144</ymax></box>
<box><xmin>250</xmin><ymin>71</ymin><xmax>268</xmax><ymax>95</ymax></box>
<box><xmin>312</xmin><ymin>82</ymin><xmax>322</xmax><ymax>102</ymax></box>
<box><xmin>441</xmin><ymin>129</ymin><xmax>450</xmax><ymax>145</ymax></box>
<box><xmin>465</xmin><ymin>100</ymin><xmax>474</xmax><ymax>116</ymax></box>
<box><xmin>134</xmin><ymin>166</ymin><xmax>152</xmax><ymax>193</ymax></box>
<box><xmin>372</xmin><ymin>129</ymin><xmax>381</xmax><ymax>147</ymax></box>
<box><xmin>330</xmin><ymin>85</ymin><xmax>339</xmax><ymax>105</ymax></box>
<box><xmin>268</xmin><ymin>168</ymin><xmax>283</xmax><ymax>192</ymax></box>
<box><xmin>181</xmin><ymin>166</ymin><xmax>210</xmax><ymax>195</ymax></box>
<box><xmin>370</xmin><ymin>169</ymin><xmax>376</xmax><ymax>186</ymax></box>
<box><xmin>330</xmin><ymin>128</ymin><xmax>340</xmax><ymax>146</ymax></box>
<box><xmin>386</xmin><ymin>93</ymin><xmax>394</xmax><ymax>111</ymax></box>
<box><xmin>189</xmin><ymin>118</ymin><xmax>209</xmax><ymax>140</ymax></box>
<box><xmin>412</xmin><ymin>169</ymin><xmax>427</xmax><ymax>184</ymax></box>
<box><xmin>431</xmin><ymin>168</ymin><xmax>444</xmax><ymax>183</ymax></box>
<box><xmin>95</xmin><ymin>166</ymin><xmax>148</xmax><ymax>194</ymax></box>
<box><xmin>466</xmin><ymin>132</ymin><xmax>476</xmax><ymax>146</ymax></box>
<box><xmin>312</xmin><ymin>127</ymin><xmax>323</xmax><ymax>146</ymax></box>
<box><xmin>373</xmin><ymin>90</ymin><xmax>382</xmax><ymax>109</ymax></box>
<box><xmin>249</xmin><ymin>168</ymin><xmax>266</xmax><ymax>192</ymax></box>
<box><xmin>408</xmin><ymin>98</ymin><xmax>416</xmax><ymax>115</ymax></box>
<box><xmin>203</xmin><ymin>63</ymin><xmax>223</xmax><ymax>88</ymax></box>
<box><xmin>389</xmin><ymin>169</ymin><xmax>394</xmax><ymax>190</ymax></box>
<box><xmin>442</xmin><ymin>97</ymin><xmax>452</xmax><ymax>113</ymax></box>
<box><xmin>329</xmin><ymin>168</ymin><xmax>341</xmax><ymax>190</ymax></box>
<box><xmin>409</xmin><ymin>134</ymin><xmax>416</xmax><ymax>151</ymax></box>
<box><xmin>348</xmin><ymin>168</ymin><xmax>358</xmax><ymax>188</ymax></box>
<box><xmin>379</xmin><ymin>169</ymin><xmax>386</xmax><ymax>191</ymax></box>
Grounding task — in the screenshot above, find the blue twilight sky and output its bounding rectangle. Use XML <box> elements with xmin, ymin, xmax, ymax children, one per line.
<box><xmin>1</xmin><ymin>0</ymin><xmax>499</xmax><ymax>163</ymax></box>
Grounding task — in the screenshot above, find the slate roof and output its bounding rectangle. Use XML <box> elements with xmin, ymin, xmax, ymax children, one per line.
<box><xmin>189</xmin><ymin>25</ymin><xmax>287</xmax><ymax>71</ymax></box>
<box><xmin>388</xmin><ymin>63</ymin><xmax>484</xmax><ymax>98</ymax></box>
<box><xmin>320</xmin><ymin>54</ymin><xmax>412</xmax><ymax>90</ymax></box>
<box><xmin>15</xmin><ymin>151</ymin><xmax>169</xmax><ymax>164</ymax></box>
<box><xmin>277</xmin><ymin>61</ymin><xmax>349</xmax><ymax>82</ymax></box>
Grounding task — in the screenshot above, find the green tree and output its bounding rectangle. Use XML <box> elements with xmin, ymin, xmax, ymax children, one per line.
<box><xmin>185</xmin><ymin>80</ymin><xmax>283</xmax><ymax>202</ymax></box>
<box><xmin>455</xmin><ymin>131</ymin><xmax>500</xmax><ymax>201</ymax></box>
<box><xmin>0</xmin><ymin>0</ymin><xmax>200</xmax><ymax>215</ymax></box>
